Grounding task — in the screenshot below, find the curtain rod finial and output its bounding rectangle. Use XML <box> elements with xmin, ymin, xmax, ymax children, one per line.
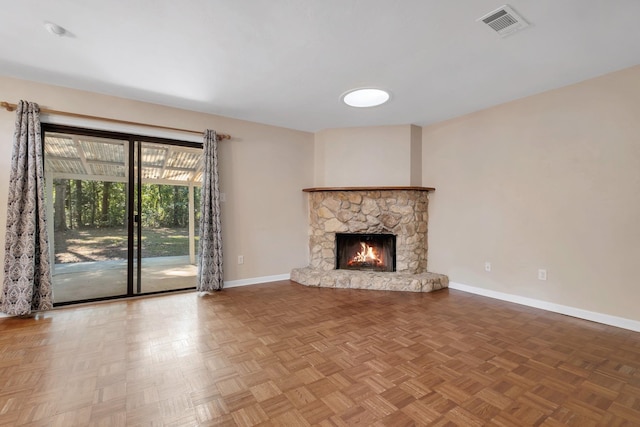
<box><xmin>1</xmin><ymin>101</ymin><xmax>17</xmax><ymax>112</ymax></box>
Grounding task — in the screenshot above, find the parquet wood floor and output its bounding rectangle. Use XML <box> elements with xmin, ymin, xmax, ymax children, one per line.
<box><xmin>0</xmin><ymin>281</ymin><xmax>639</xmax><ymax>426</ymax></box>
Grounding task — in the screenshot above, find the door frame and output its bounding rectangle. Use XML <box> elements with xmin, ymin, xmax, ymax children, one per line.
<box><xmin>42</xmin><ymin>124</ymin><xmax>202</xmax><ymax>305</ymax></box>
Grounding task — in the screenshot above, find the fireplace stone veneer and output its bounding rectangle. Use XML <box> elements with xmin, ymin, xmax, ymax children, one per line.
<box><xmin>291</xmin><ymin>187</ymin><xmax>448</xmax><ymax>292</ymax></box>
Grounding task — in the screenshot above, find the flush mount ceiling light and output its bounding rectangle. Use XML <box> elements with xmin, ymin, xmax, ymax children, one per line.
<box><xmin>44</xmin><ymin>21</ymin><xmax>67</xmax><ymax>37</ymax></box>
<box><xmin>342</xmin><ymin>88</ymin><xmax>390</xmax><ymax>108</ymax></box>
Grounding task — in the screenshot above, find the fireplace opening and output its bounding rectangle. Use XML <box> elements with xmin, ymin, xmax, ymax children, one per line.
<box><xmin>335</xmin><ymin>233</ymin><xmax>396</xmax><ymax>272</ymax></box>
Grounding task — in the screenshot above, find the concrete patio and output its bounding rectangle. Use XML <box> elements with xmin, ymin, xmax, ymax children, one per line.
<box><xmin>52</xmin><ymin>256</ymin><xmax>197</xmax><ymax>303</ymax></box>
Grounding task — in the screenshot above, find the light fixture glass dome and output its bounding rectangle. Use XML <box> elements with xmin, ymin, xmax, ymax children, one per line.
<box><xmin>342</xmin><ymin>88</ymin><xmax>390</xmax><ymax>108</ymax></box>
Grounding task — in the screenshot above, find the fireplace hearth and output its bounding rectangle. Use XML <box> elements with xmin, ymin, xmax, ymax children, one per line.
<box><xmin>336</xmin><ymin>233</ymin><xmax>395</xmax><ymax>272</ymax></box>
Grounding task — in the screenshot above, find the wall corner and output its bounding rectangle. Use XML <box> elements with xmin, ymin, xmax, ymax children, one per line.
<box><xmin>410</xmin><ymin>124</ymin><xmax>422</xmax><ymax>186</ymax></box>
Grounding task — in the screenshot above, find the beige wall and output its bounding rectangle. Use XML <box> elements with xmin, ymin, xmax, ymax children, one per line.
<box><xmin>410</xmin><ymin>125</ymin><xmax>422</xmax><ymax>186</ymax></box>
<box><xmin>314</xmin><ymin>125</ymin><xmax>420</xmax><ymax>186</ymax></box>
<box><xmin>0</xmin><ymin>76</ymin><xmax>314</xmax><ymax>285</ymax></box>
<box><xmin>4</xmin><ymin>66</ymin><xmax>639</xmax><ymax>323</ymax></box>
<box><xmin>423</xmin><ymin>66</ymin><xmax>640</xmax><ymax>321</ymax></box>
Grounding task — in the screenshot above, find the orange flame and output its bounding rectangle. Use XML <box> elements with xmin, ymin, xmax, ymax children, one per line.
<box><xmin>348</xmin><ymin>242</ymin><xmax>383</xmax><ymax>266</ymax></box>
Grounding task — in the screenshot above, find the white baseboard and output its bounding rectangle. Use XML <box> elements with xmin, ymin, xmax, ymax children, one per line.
<box><xmin>448</xmin><ymin>282</ymin><xmax>640</xmax><ymax>333</ymax></box>
<box><xmin>224</xmin><ymin>273</ymin><xmax>291</xmax><ymax>289</ymax></box>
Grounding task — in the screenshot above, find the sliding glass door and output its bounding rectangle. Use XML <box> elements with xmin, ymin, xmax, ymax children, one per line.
<box><xmin>43</xmin><ymin>125</ymin><xmax>201</xmax><ymax>304</ymax></box>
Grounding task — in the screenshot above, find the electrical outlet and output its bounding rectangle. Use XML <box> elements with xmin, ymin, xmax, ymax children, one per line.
<box><xmin>237</xmin><ymin>255</ymin><xmax>244</xmax><ymax>265</ymax></box>
<box><xmin>220</xmin><ymin>193</ymin><xmax>226</xmax><ymax>202</ymax></box>
<box><xmin>485</xmin><ymin>262</ymin><xmax>491</xmax><ymax>272</ymax></box>
<box><xmin>538</xmin><ymin>269</ymin><xmax>547</xmax><ymax>280</ymax></box>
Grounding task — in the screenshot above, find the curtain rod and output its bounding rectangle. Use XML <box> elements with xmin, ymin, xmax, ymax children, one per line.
<box><xmin>0</xmin><ymin>101</ymin><xmax>231</xmax><ymax>141</ymax></box>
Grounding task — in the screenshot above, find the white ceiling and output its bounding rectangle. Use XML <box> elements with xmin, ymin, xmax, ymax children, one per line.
<box><xmin>1</xmin><ymin>1</ymin><xmax>639</xmax><ymax>132</ymax></box>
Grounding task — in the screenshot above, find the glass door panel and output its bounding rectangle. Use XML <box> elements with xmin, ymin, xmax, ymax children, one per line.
<box><xmin>135</xmin><ymin>142</ymin><xmax>200</xmax><ymax>294</ymax></box>
<box><xmin>44</xmin><ymin>132</ymin><xmax>129</xmax><ymax>303</ymax></box>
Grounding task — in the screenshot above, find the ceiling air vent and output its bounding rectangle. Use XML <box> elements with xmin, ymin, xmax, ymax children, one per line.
<box><xmin>477</xmin><ymin>5</ymin><xmax>529</xmax><ymax>37</ymax></box>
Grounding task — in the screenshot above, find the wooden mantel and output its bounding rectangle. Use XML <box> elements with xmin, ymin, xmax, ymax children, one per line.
<box><xmin>302</xmin><ymin>186</ymin><xmax>435</xmax><ymax>192</ymax></box>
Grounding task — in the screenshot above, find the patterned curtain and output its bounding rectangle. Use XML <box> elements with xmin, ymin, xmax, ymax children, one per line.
<box><xmin>197</xmin><ymin>129</ymin><xmax>224</xmax><ymax>291</ymax></box>
<box><xmin>1</xmin><ymin>101</ymin><xmax>53</xmax><ymax>315</ymax></box>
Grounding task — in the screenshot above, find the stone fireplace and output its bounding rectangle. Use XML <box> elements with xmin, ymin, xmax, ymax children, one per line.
<box><xmin>291</xmin><ymin>187</ymin><xmax>448</xmax><ymax>292</ymax></box>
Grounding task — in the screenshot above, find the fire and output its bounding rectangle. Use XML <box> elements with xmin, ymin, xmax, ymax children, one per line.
<box><xmin>348</xmin><ymin>242</ymin><xmax>383</xmax><ymax>266</ymax></box>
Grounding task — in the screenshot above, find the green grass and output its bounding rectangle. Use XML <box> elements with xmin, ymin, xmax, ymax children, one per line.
<box><xmin>54</xmin><ymin>227</ymin><xmax>198</xmax><ymax>263</ymax></box>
